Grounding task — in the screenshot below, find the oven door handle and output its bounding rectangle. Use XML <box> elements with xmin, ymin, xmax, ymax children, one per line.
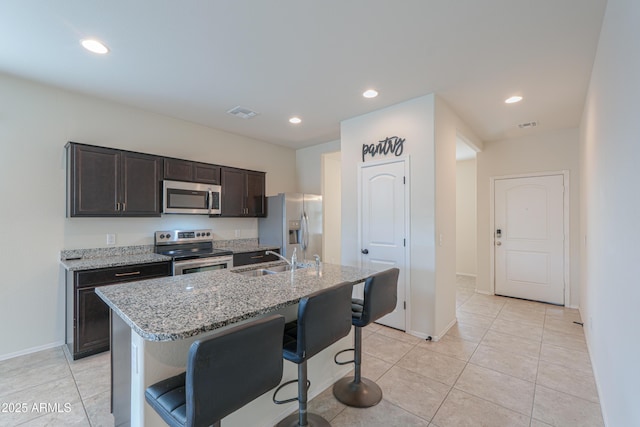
<box><xmin>174</xmin><ymin>256</ymin><xmax>233</xmax><ymax>269</ymax></box>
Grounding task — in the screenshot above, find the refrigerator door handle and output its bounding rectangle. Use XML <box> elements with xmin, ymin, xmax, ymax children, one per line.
<box><xmin>301</xmin><ymin>212</ymin><xmax>309</xmax><ymax>251</ymax></box>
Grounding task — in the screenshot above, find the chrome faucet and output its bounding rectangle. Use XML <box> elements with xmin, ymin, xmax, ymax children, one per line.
<box><xmin>266</xmin><ymin>250</ymin><xmax>296</xmax><ymax>270</ymax></box>
<box><xmin>313</xmin><ymin>254</ymin><xmax>320</xmax><ymax>268</ymax></box>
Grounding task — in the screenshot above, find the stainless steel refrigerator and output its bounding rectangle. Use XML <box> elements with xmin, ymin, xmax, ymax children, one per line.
<box><xmin>258</xmin><ymin>193</ymin><xmax>322</xmax><ymax>261</ymax></box>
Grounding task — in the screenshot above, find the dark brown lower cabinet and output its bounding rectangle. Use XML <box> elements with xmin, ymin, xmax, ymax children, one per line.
<box><xmin>233</xmin><ymin>249</ymin><xmax>280</xmax><ymax>267</ymax></box>
<box><xmin>66</xmin><ymin>261</ymin><xmax>171</xmax><ymax>360</ymax></box>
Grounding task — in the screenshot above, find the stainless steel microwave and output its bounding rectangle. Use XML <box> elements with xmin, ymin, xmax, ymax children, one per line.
<box><xmin>163</xmin><ymin>180</ymin><xmax>221</xmax><ymax>215</ymax></box>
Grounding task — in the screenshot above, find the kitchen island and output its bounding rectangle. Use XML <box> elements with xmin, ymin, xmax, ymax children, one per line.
<box><xmin>97</xmin><ymin>262</ymin><xmax>379</xmax><ymax>427</ymax></box>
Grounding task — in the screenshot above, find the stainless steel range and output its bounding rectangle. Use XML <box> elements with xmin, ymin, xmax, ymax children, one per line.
<box><xmin>154</xmin><ymin>229</ymin><xmax>233</xmax><ymax>275</ymax></box>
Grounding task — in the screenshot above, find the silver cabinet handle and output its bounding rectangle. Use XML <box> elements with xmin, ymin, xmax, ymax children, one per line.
<box><xmin>115</xmin><ymin>271</ymin><xmax>141</xmax><ymax>277</ymax></box>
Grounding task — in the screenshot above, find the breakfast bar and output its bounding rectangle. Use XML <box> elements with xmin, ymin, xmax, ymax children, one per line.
<box><xmin>97</xmin><ymin>262</ymin><xmax>379</xmax><ymax>427</ymax></box>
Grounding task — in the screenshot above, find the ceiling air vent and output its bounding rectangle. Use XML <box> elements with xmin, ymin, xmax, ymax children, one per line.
<box><xmin>518</xmin><ymin>121</ymin><xmax>538</xmax><ymax>129</ymax></box>
<box><xmin>226</xmin><ymin>106</ymin><xmax>259</xmax><ymax>119</ymax></box>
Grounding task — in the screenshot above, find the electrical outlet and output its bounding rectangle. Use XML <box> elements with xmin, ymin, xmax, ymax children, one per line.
<box><xmin>106</xmin><ymin>234</ymin><xmax>116</xmax><ymax>245</ymax></box>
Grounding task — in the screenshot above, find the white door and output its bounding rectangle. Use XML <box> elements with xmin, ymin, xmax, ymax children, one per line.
<box><xmin>494</xmin><ymin>175</ymin><xmax>565</xmax><ymax>305</ymax></box>
<box><xmin>360</xmin><ymin>159</ymin><xmax>407</xmax><ymax>330</ymax></box>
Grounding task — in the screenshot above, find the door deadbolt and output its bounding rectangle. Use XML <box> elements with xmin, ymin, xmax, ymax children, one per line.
<box><xmin>361</xmin><ymin>249</ymin><xmax>369</xmax><ymax>254</ymax></box>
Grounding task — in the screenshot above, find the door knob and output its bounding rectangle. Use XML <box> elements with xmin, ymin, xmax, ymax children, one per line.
<box><xmin>361</xmin><ymin>249</ymin><xmax>369</xmax><ymax>254</ymax></box>
<box><xmin>496</xmin><ymin>241</ymin><xmax>502</xmax><ymax>246</ymax></box>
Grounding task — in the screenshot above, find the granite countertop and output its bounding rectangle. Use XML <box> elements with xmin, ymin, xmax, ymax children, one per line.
<box><xmin>60</xmin><ymin>239</ymin><xmax>279</xmax><ymax>271</ymax></box>
<box><xmin>96</xmin><ymin>262</ymin><xmax>379</xmax><ymax>342</ymax></box>
<box><xmin>61</xmin><ymin>253</ymin><xmax>172</xmax><ymax>271</ymax></box>
<box><xmin>214</xmin><ymin>241</ymin><xmax>280</xmax><ymax>254</ymax></box>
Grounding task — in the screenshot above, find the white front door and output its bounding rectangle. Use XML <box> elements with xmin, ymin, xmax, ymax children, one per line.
<box><xmin>494</xmin><ymin>175</ymin><xmax>565</xmax><ymax>305</ymax></box>
<box><xmin>360</xmin><ymin>159</ymin><xmax>407</xmax><ymax>330</ymax></box>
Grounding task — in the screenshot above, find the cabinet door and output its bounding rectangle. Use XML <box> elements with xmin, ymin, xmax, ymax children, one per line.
<box><xmin>163</xmin><ymin>158</ymin><xmax>193</xmax><ymax>181</ymax></box>
<box><xmin>194</xmin><ymin>163</ymin><xmax>221</xmax><ymax>184</ymax></box>
<box><xmin>75</xmin><ymin>288</ymin><xmax>110</xmax><ymax>356</ymax></box>
<box><xmin>221</xmin><ymin>167</ymin><xmax>246</xmax><ymax>216</ymax></box>
<box><xmin>122</xmin><ymin>152</ymin><xmax>161</xmax><ymax>216</ymax></box>
<box><xmin>67</xmin><ymin>144</ymin><xmax>120</xmax><ymax>216</ymax></box>
<box><xmin>246</xmin><ymin>171</ymin><xmax>266</xmax><ymax>217</ymax></box>
<box><xmin>233</xmin><ymin>250</ymin><xmax>280</xmax><ymax>266</ymax></box>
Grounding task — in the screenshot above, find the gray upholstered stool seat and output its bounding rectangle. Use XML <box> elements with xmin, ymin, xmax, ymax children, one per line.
<box><xmin>273</xmin><ymin>281</ymin><xmax>353</xmax><ymax>427</ymax></box>
<box><xmin>333</xmin><ymin>268</ymin><xmax>400</xmax><ymax>408</ymax></box>
<box><xmin>145</xmin><ymin>314</ymin><xmax>285</xmax><ymax>427</ymax></box>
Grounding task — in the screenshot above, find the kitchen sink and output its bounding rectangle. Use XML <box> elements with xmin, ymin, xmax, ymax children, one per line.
<box><xmin>232</xmin><ymin>263</ymin><xmax>309</xmax><ymax>276</ymax></box>
<box><xmin>233</xmin><ymin>268</ymin><xmax>274</xmax><ymax>277</ymax></box>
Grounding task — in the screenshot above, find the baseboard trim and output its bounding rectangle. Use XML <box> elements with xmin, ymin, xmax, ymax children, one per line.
<box><xmin>433</xmin><ymin>318</ymin><xmax>457</xmax><ymax>341</ymax></box>
<box><xmin>456</xmin><ymin>272</ymin><xmax>477</xmax><ymax>278</ymax></box>
<box><xmin>0</xmin><ymin>340</ymin><xmax>65</xmax><ymax>362</ymax></box>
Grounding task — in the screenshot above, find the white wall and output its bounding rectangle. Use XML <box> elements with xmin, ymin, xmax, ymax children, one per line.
<box><xmin>295</xmin><ymin>139</ymin><xmax>340</xmax><ymax>194</ymax></box>
<box><xmin>456</xmin><ymin>159</ymin><xmax>477</xmax><ymax>276</ymax></box>
<box><xmin>340</xmin><ymin>94</ymin><xmax>480</xmax><ymax>338</ymax></box>
<box><xmin>0</xmin><ymin>73</ymin><xmax>297</xmax><ymax>359</ymax></box>
<box><xmin>475</xmin><ymin>128</ymin><xmax>581</xmax><ymax>307</ymax></box>
<box><xmin>322</xmin><ymin>151</ymin><xmax>342</xmax><ymax>264</ymax></box>
<box><xmin>434</xmin><ymin>98</ymin><xmax>482</xmax><ymax>336</ymax></box>
<box><xmin>579</xmin><ymin>0</ymin><xmax>640</xmax><ymax>424</ymax></box>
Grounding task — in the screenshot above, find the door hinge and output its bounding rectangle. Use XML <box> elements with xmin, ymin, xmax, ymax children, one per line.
<box><xmin>403</xmin><ymin>301</ymin><xmax>406</xmax><ymax>310</ymax></box>
<box><xmin>403</xmin><ymin>238</ymin><xmax>406</xmax><ymax>247</ymax></box>
<box><xmin>403</xmin><ymin>176</ymin><xmax>406</xmax><ymax>184</ymax></box>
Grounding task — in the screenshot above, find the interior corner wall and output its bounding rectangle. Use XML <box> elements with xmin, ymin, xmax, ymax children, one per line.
<box><xmin>433</xmin><ymin>96</ymin><xmax>482</xmax><ymax>337</ymax></box>
<box><xmin>321</xmin><ymin>151</ymin><xmax>342</xmax><ymax>264</ymax></box>
<box><xmin>475</xmin><ymin>128</ymin><xmax>581</xmax><ymax>307</ymax></box>
<box><xmin>295</xmin><ymin>139</ymin><xmax>340</xmax><ymax>194</ymax></box>
<box><xmin>578</xmin><ymin>0</ymin><xmax>640</xmax><ymax>424</ymax></box>
<box><xmin>340</xmin><ymin>94</ymin><xmax>436</xmax><ymax>337</ymax></box>
<box><xmin>456</xmin><ymin>159</ymin><xmax>477</xmax><ymax>276</ymax></box>
<box><xmin>0</xmin><ymin>72</ymin><xmax>297</xmax><ymax>359</ymax></box>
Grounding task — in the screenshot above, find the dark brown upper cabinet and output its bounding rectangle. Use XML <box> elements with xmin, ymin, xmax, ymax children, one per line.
<box><xmin>163</xmin><ymin>158</ymin><xmax>220</xmax><ymax>184</ymax></box>
<box><xmin>220</xmin><ymin>167</ymin><xmax>266</xmax><ymax>217</ymax></box>
<box><xmin>66</xmin><ymin>142</ymin><xmax>162</xmax><ymax>217</ymax></box>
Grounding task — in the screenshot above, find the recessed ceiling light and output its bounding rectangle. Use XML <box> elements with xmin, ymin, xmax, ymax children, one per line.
<box><xmin>363</xmin><ymin>89</ymin><xmax>379</xmax><ymax>98</ymax></box>
<box><xmin>505</xmin><ymin>95</ymin><xmax>523</xmax><ymax>104</ymax></box>
<box><xmin>289</xmin><ymin>117</ymin><xmax>302</xmax><ymax>124</ymax></box>
<box><xmin>81</xmin><ymin>38</ymin><xmax>109</xmax><ymax>54</ymax></box>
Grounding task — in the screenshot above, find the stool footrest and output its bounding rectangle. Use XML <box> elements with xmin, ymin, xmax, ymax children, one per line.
<box><xmin>334</xmin><ymin>347</ymin><xmax>355</xmax><ymax>365</ymax></box>
<box><xmin>272</xmin><ymin>378</ymin><xmax>310</xmax><ymax>405</ymax></box>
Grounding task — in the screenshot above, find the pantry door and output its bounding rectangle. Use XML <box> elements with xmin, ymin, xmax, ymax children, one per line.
<box><xmin>494</xmin><ymin>174</ymin><xmax>566</xmax><ymax>305</ymax></box>
<box><xmin>359</xmin><ymin>158</ymin><xmax>408</xmax><ymax>330</ymax></box>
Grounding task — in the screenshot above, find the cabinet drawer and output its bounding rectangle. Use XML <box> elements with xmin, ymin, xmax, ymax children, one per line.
<box><xmin>233</xmin><ymin>250</ymin><xmax>280</xmax><ymax>267</ymax></box>
<box><xmin>75</xmin><ymin>261</ymin><xmax>171</xmax><ymax>288</ymax></box>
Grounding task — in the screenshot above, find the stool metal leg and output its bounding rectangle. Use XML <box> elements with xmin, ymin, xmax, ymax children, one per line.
<box><xmin>276</xmin><ymin>361</ymin><xmax>331</xmax><ymax>427</ymax></box>
<box><xmin>332</xmin><ymin>326</ymin><xmax>383</xmax><ymax>407</ymax></box>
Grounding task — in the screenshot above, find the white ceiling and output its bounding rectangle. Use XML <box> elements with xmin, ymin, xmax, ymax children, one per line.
<box><xmin>0</xmin><ymin>1</ymin><xmax>607</xmax><ymax>149</ymax></box>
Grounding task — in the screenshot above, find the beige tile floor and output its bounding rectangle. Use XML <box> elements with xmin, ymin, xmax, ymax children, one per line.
<box><xmin>0</xmin><ymin>276</ymin><xmax>604</xmax><ymax>426</ymax></box>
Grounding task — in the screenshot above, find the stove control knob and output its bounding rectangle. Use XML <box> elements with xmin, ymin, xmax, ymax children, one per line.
<box><xmin>197</xmin><ymin>233</ymin><xmax>201</xmax><ymax>237</ymax></box>
<box><xmin>159</xmin><ymin>234</ymin><xmax>165</xmax><ymax>239</ymax></box>
<box><xmin>206</xmin><ymin>232</ymin><xmax>211</xmax><ymax>236</ymax></box>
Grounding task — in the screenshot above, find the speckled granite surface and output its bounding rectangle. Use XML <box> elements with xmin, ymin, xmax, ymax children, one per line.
<box><xmin>96</xmin><ymin>262</ymin><xmax>380</xmax><ymax>342</ymax></box>
<box><xmin>60</xmin><ymin>245</ymin><xmax>171</xmax><ymax>271</ymax></box>
<box><xmin>214</xmin><ymin>238</ymin><xmax>280</xmax><ymax>254</ymax></box>
<box><xmin>60</xmin><ymin>239</ymin><xmax>279</xmax><ymax>271</ymax></box>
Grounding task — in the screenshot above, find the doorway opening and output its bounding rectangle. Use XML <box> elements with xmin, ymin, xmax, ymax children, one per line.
<box><xmin>455</xmin><ymin>135</ymin><xmax>478</xmax><ymax>298</ymax></box>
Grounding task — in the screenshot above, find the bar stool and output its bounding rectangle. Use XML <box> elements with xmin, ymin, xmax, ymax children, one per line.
<box><xmin>273</xmin><ymin>281</ymin><xmax>353</xmax><ymax>427</ymax></box>
<box><xmin>144</xmin><ymin>314</ymin><xmax>285</xmax><ymax>427</ymax></box>
<box><xmin>333</xmin><ymin>268</ymin><xmax>400</xmax><ymax>408</ymax></box>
